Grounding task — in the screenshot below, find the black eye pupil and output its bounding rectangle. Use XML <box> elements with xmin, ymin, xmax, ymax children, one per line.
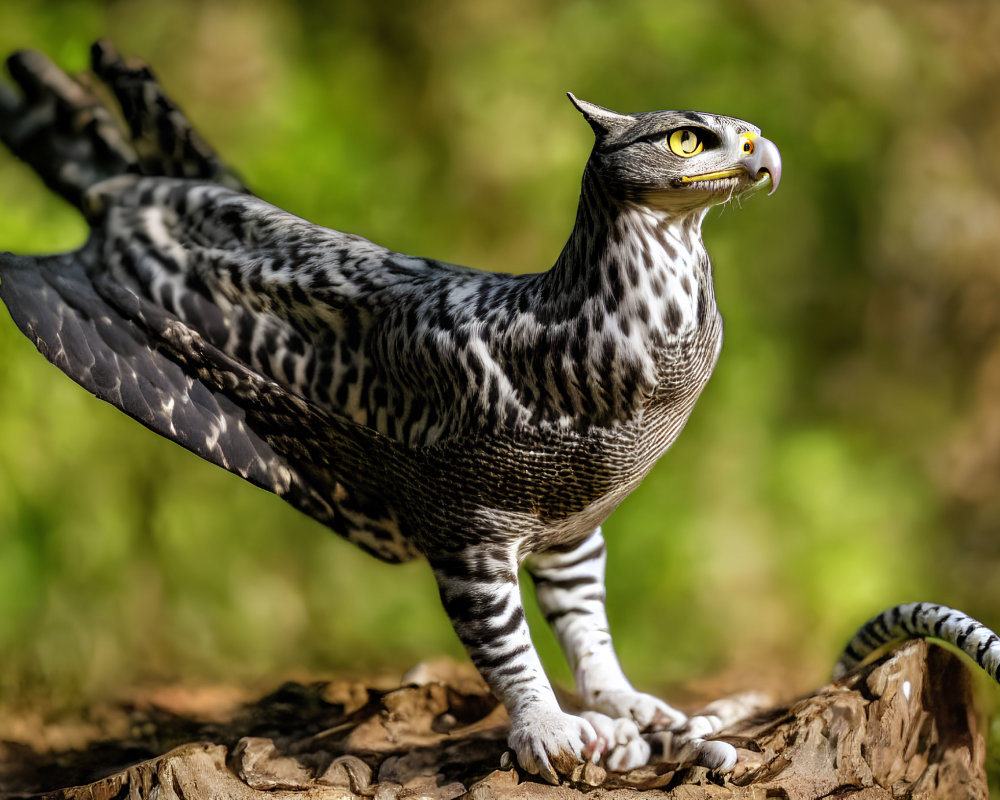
<box><xmin>743</xmin><ymin>142</ymin><xmax>751</xmax><ymax>152</ymax></box>
<box><xmin>668</xmin><ymin>129</ymin><xmax>702</xmax><ymax>156</ymax></box>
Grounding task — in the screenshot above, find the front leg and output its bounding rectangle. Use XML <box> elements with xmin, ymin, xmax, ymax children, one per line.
<box><xmin>526</xmin><ymin>528</ymin><xmax>737</xmax><ymax>771</ymax></box>
<box><xmin>432</xmin><ymin>548</ymin><xmax>612</xmax><ymax>783</ymax></box>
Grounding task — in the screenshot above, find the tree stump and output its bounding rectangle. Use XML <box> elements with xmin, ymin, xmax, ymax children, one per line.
<box><xmin>0</xmin><ymin>640</ymin><xmax>988</xmax><ymax>799</ymax></box>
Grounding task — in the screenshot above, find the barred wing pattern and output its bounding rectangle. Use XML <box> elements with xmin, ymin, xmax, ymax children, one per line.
<box><xmin>84</xmin><ymin>175</ymin><xmax>539</xmax><ymax>447</ymax></box>
<box><xmin>0</xmin><ymin>244</ymin><xmax>419</xmax><ymax>560</ymax></box>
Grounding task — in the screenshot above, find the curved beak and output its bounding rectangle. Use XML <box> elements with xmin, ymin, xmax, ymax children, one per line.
<box><xmin>745</xmin><ymin>134</ymin><xmax>781</xmax><ymax>195</ymax></box>
<box><xmin>678</xmin><ymin>132</ymin><xmax>782</xmax><ymax>197</ymax></box>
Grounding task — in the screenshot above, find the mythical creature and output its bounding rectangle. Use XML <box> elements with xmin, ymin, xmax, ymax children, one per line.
<box><xmin>0</xmin><ymin>42</ymin><xmax>785</xmax><ymax>778</ymax></box>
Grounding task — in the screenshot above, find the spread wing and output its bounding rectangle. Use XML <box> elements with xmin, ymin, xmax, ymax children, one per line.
<box><xmin>0</xmin><ymin>246</ymin><xmax>347</xmax><ymax>527</ymax></box>
<box><xmin>0</xmin><ymin>41</ymin><xmax>528</xmax><ymax>560</ymax></box>
<box><xmin>0</xmin><ymin>240</ymin><xmax>430</xmax><ymax>560</ymax></box>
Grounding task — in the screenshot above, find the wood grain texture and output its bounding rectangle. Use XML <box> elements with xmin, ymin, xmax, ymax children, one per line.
<box><xmin>0</xmin><ymin>640</ymin><xmax>987</xmax><ymax>800</ymax></box>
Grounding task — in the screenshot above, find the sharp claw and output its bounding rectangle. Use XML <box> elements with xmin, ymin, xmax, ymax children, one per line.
<box><xmin>537</xmin><ymin>754</ymin><xmax>558</xmax><ymax>785</ymax></box>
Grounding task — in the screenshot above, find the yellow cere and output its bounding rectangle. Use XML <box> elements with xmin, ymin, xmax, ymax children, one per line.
<box><xmin>668</xmin><ymin>128</ymin><xmax>704</xmax><ymax>157</ymax></box>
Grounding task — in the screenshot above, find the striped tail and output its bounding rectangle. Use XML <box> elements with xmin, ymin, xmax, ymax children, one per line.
<box><xmin>834</xmin><ymin>602</ymin><xmax>1000</xmax><ymax>683</ymax></box>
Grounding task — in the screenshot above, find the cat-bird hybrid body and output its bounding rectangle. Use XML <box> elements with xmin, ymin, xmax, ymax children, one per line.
<box><xmin>0</xmin><ymin>43</ymin><xmax>780</xmax><ymax>779</ymax></box>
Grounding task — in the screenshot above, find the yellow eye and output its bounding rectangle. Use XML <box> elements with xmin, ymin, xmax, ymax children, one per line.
<box><xmin>668</xmin><ymin>128</ymin><xmax>704</xmax><ymax>157</ymax></box>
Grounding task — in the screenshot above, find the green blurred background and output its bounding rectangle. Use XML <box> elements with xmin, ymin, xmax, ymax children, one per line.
<box><xmin>0</xmin><ymin>0</ymin><xmax>998</xmax><ymax>730</ymax></box>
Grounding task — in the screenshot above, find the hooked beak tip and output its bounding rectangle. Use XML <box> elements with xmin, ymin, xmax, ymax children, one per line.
<box><xmin>751</xmin><ymin>136</ymin><xmax>781</xmax><ymax>196</ymax></box>
<box><xmin>762</xmin><ymin>168</ymin><xmax>780</xmax><ymax>195</ymax></box>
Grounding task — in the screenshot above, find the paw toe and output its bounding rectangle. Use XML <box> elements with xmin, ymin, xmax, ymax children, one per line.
<box><xmin>605</xmin><ymin>736</ymin><xmax>651</xmax><ymax>772</ymax></box>
<box><xmin>698</xmin><ymin>741</ymin><xmax>738</xmax><ymax>771</ymax></box>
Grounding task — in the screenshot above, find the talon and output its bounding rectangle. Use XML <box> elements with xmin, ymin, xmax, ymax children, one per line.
<box><xmin>537</xmin><ymin>759</ymin><xmax>559</xmax><ymax>785</ymax></box>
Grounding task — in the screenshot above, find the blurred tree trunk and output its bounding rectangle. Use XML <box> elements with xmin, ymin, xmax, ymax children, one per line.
<box><xmin>0</xmin><ymin>640</ymin><xmax>987</xmax><ymax>799</ymax></box>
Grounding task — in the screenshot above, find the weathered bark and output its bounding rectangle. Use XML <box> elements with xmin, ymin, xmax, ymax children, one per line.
<box><xmin>0</xmin><ymin>640</ymin><xmax>987</xmax><ymax>800</ymax></box>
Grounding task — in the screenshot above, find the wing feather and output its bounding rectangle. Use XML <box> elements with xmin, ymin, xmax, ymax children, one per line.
<box><xmin>85</xmin><ymin>175</ymin><xmax>533</xmax><ymax>445</ymax></box>
<box><xmin>0</xmin><ymin>247</ymin><xmax>365</xmax><ymax>529</ymax></box>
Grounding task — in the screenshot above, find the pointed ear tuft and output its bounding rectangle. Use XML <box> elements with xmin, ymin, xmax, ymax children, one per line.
<box><xmin>567</xmin><ymin>92</ymin><xmax>635</xmax><ymax>138</ymax></box>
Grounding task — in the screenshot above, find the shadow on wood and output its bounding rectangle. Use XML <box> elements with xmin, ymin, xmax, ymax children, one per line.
<box><xmin>0</xmin><ymin>640</ymin><xmax>987</xmax><ymax>799</ymax></box>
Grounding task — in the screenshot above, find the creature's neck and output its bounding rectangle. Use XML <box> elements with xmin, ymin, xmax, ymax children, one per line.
<box><xmin>519</xmin><ymin>168</ymin><xmax>721</xmax><ymax>430</ymax></box>
<box><xmin>544</xmin><ymin>168</ymin><xmax>716</xmax><ymax>340</ymax></box>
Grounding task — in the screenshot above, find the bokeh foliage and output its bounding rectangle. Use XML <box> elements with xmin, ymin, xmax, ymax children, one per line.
<box><xmin>0</xmin><ymin>0</ymin><xmax>998</xmax><ymax>732</ymax></box>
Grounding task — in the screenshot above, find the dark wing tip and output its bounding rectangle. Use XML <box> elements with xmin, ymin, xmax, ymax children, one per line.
<box><xmin>91</xmin><ymin>39</ymin><xmax>120</xmax><ymax>71</ymax></box>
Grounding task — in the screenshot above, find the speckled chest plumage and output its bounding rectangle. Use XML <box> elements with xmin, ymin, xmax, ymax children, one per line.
<box><xmin>321</xmin><ymin>202</ymin><xmax>726</xmax><ymax>560</ymax></box>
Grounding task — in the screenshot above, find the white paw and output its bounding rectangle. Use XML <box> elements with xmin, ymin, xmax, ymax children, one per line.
<box><xmin>508</xmin><ymin>708</ymin><xmax>603</xmax><ymax>783</ymax></box>
<box><xmin>642</xmin><ymin>693</ymin><xmax>766</xmax><ymax>771</ymax></box>
<box><xmin>580</xmin><ymin>711</ymin><xmax>650</xmax><ymax>772</ymax></box>
<box><xmin>646</xmin><ymin>725</ymin><xmax>739</xmax><ymax>772</ymax></box>
<box><xmin>583</xmin><ymin>688</ymin><xmax>687</xmax><ymax>731</ymax></box>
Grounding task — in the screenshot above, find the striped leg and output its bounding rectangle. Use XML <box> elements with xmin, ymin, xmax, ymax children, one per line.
<box><xmin>526</xmin><ymin>528</ymin><xmax>737</xmax><ymax>771</ymax></box>
<box><xmin>432</xmin><ymin>548</ymin><xmax>614</xmax><ymax>783</ymax></box>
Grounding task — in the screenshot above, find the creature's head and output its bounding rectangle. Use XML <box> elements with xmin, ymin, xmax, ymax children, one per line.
<box><xmin>568</xmin><ymin>94</ymin><xmax>781</xmax><ymax>213</ymax></box>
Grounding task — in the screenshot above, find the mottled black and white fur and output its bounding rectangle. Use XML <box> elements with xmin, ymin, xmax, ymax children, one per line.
<box><xmin>0</xmin><ymin>43</ymin><xmax>781</xmax><ymax>780</ymax></box>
